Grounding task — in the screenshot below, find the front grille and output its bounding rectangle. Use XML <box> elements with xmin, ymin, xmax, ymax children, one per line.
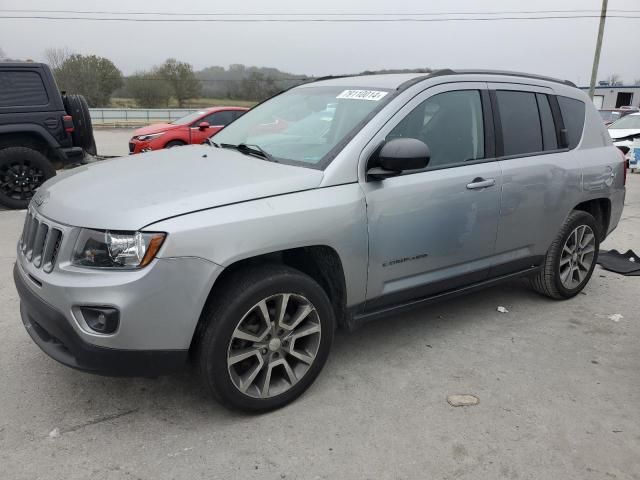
<box><xmin>20</xmin><ymin>210</ymin><xmax>64</xmax><ymax>274</ymax></box>
<box><xmin>128</xmin><ymin>142</ymin><xmax>135</xmax><ymax>153</ymax></box>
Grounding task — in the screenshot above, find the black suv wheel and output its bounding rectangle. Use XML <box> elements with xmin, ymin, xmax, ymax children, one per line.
<box><xmin>0</xmin><ymin>147</ymin><xmax>56</xmax><ymax>209</ymax></box>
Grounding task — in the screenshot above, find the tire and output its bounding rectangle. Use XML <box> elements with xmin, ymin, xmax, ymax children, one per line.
<box><xmin>165</xmin><ymin>140</ymin><xmax>185</xmax><ymax>149</ymax></box>
<box><xmin>530</xmin><ymin>210</ymin><xmax>600</xmax><ymax>299</ymax></box>
<box><xmin>196</xmin><ymin>264</ymin><xmax>335</xmax><ymax>413</ymax></box>
<box><xmin>63</xmin><ymin>94</ymin><xmax>97</xmax><ymax>156</ymax></box>
<box><xmin>0</xmin><ymin>147</ymin><xmax>56</xmax><ymax>209</ymax></box>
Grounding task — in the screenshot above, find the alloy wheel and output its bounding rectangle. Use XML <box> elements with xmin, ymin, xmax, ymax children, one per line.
<box><xmin>0</xmin><ymin>161</ymin><xmax>45</xmax><ymax>201</ymax></box>
<box><xmin>226</xmin><ymin>293</ymin><xmax>321</xmax><ymax>399</ymax></box>
<box><xmin>559</xmin><ymin>224</ymin><xmax>596</xmax><ymax>289</ymax></box>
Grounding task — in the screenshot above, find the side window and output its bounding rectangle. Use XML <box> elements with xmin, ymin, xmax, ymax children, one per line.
<box><xmin>203</xmin><ymin>111</ymin><xmax>235</xmax><ymax>126</ymax></box>
<box><xmin>0</xmin><ymin>71</ymin><xmax>49</xmax><ymax>107</ymax></box>
<box><xmin>232</xmin><ymin>110</ymin><xmax>246</xmax><ymax>120</ymax></box>
<box><xmin>495</xmin><ymin>91</ymin><xmax>542</xmax><ymax>156</ymax></box>
<box><xmin>388</xmin><ymin>90</ymin><xmax>484</xmax><ymax>168</ymax></box>
<box><xmin>557</xmin><ymin>96</ymin><xmax>586</xmax><ymax>149</ymax></box>
<box><xmin>536</xmin><ymin>94</ymin><xmax>558</xmax><ymax>150</ymax></box>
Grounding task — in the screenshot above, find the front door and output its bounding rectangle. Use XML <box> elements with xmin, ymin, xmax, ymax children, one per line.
<box><xmin>359</xmin><ymin>83</ymin><xmax>502</xmax><ymax>312</ymax></box>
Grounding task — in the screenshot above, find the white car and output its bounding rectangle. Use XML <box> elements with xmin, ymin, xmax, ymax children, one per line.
<box><xmin>608</xmin><ymin>112</ymin><xmax>640</xmax><ymax>154</ymax></box>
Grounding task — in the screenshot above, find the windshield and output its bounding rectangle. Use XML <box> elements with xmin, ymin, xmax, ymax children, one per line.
<box><xmin>212</xmin><ymin>86</ymin><xmax>392</xmax><ymax>168</ymax></box>
<box><xmin>609</xmin><ymin>114</ymin><xmax>640</xmax><ymax>130</ymax></box>
<box><xmin>172</xmin><ymin>111</ymin><xmax>206</xmax><ymax>125</ymax></box>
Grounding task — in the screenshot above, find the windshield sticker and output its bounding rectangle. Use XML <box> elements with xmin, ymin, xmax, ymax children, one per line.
<box><xmin>336</xmin><ymin>90</ymin><xmax>388</xmax><ymax>101</ymax></box>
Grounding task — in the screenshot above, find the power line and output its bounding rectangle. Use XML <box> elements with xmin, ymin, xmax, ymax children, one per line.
<box><xmin>2</xmin><ymin>14</ymin><xmax>640</xmax><ymax>23</ymax></box>
<box><xmin>2</xmin><ymin>8</ymin><xmax>639</xmax><ymax>16</ymax></box>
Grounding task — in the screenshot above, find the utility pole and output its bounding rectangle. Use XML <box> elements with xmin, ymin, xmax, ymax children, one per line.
<box><xmin>588</xmin><ymin>0</ymin><xmax>608</xmax><ymax>99</ymax></box>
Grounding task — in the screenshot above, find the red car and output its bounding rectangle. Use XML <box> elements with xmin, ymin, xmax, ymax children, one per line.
<box><xmin>129</xmin><ymin>106</ymin><xmax>248</xmax><ymax>154</ymax></box>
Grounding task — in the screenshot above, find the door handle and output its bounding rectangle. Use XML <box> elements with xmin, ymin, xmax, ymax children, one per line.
<box><xmin>466</xmin><ymin>177</ymin><xmax>495</xmax><ymax>190</ymax></box>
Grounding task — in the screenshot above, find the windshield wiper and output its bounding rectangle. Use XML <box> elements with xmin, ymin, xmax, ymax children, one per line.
<box><xmin>220</xmin><ymin>143</ymin><xmax>275</xmax><ymax>162</ymax></box>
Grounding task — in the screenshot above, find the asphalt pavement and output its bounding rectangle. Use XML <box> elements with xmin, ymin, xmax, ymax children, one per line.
<box><xmin>1</xmin><ymin>159</ymin><xmax>639</xmax><ymax>479</ymax></box>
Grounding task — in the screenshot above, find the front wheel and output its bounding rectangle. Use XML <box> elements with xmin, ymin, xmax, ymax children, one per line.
<box><xmin>196</xmin><ymin>264</ymin><xmax>335</xmax><ymax>412</ymax></box>
<box><xmin>530</xmin><ymin>210</ymin><xmax>600</xmax><ymax>299</ymax></box>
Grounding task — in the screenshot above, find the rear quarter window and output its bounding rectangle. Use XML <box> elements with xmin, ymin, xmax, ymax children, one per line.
<box><xmin>557</xmin><ymin>96</ymin><xmax>586</xmax><ymax>149</ymax></box>
<box><xmin>0</xmin><ymin>71</ymin><xmax>49</xmax><ymax>107</ymax></box>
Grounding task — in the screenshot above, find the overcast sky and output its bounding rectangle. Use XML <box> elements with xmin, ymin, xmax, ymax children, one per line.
<box><xmin>1</xmin><ymin>0</ymin><xmax>639</xmax><ymax>85</ymax></box>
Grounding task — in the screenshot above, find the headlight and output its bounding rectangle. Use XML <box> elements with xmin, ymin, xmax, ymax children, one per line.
<box><xmin>72</xmin><ymin>229</ymin><xmax>166</xmax><ymax>269</ymax></box>
<box><xmin>135</xmin><ymin>132</ymin><xmax>165</xmax><ymax>141</ymax></box>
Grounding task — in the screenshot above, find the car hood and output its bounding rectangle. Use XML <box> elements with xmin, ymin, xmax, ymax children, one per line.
<box><xmin>608</xmin><ymin>128</ymin><xmax>640</xmax><ymax>140</ymax></box>
<box><xmin>36</xmin><ymin>145</ymin><xmax>324</xmax><ymax>230</ymax></box>
<box><xmin>133</xmin><ymin>123</ymin><xmax>180</xmax><ymax>136</ymax></box>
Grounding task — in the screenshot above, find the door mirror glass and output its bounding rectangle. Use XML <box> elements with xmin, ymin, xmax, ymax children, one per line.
<box><xmin>198</xmin><ymin>121</ymin><xmax>210</xmax><ymax>130</ymax></box>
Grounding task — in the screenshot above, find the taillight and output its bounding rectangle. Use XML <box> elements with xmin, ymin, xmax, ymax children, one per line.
<box><xmin>63</xmin><ymin>115</ymin><xmax>74</xmax><ymax>133</ymax></box>
<box><xmin>618</xmin><ymin>147</ymin><xmax>627</xmax><ymax>186</ymax></box>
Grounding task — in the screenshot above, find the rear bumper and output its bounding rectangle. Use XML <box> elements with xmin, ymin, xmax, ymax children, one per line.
<box><xmin>14</xmin><ymin>263</ymin><xmax>188</xmax><ymax>376</ymax></box>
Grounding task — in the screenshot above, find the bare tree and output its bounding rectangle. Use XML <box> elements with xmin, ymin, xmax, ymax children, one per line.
<box><xmin>605</xmin><ymin>73</ymin><xmax>622</xmax><ymax>86</ymax></box>
<box><xmin>0</xmin><ymin>47</ymin><xmax>6</xmax><ymax>58</ymax></box>
<box><xmin>634</xmin><ymin>78</ymin><xmax>640</xmax><ymax>86</ymax></box>
<box><xmin>44</xmin><ymin>47</ymin><xmax>73</xmax><ymax>70</ymax></box>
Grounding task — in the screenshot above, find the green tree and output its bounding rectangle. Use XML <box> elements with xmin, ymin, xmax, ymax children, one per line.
<box><xmin>53</xmin><ymin>54</ymin><xmax>123</xmax><ymax>106</ymax></box>
<box><xmin>159</xmin><ymin>59</ymin><xmax>201</xmax><ymax>107</ymax></box>
<box><xmin>127</xmin><ymin>70</ymin><xmax>172</xmax><ymax>108</ymax></box>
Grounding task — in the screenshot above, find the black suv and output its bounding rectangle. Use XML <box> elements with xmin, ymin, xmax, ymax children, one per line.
<box><xmin>0</xmin><ymin>62</ymin><xmax>96</xmax><ymax>209</ymax></box>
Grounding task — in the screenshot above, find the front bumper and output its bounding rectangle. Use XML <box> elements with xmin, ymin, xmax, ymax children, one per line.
<box><xmin>15</xmin><ymin>263</ymin><xmax>188</xmax><ymax>376</ymax></box>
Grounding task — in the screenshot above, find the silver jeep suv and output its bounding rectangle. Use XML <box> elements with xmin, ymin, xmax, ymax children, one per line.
<box><xmin>14</xmin><ymin>70</ymin><xmax>626</xmax><ymax>411</ymax></box>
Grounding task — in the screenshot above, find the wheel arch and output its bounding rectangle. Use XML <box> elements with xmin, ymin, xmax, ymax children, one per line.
<box><xmin>0</xmin><ymin>126</ymin><xmax>63</xmax><ymax>161</ymax></box>
<box><xmin>189</xmin><ymin>245</ymin><xmax>349</xmax><ymax>351</ymax></box>
<box><xmin>573</xmin><ymin>197</ymin><xmax>611</xmax><ymax>241</ymax></box>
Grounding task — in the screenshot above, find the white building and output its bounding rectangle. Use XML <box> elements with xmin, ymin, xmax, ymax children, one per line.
<box><xmin>580</xmin><ymin>85</ymin><xmax>640</xmax><ymax>109</ymax></box>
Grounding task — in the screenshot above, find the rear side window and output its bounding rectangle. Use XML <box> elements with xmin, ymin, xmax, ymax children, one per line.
<box><xmin>495</xmin><ymin>91</ymin><xmax>542</xmax><ymax>156</ymax></box>
<box><xmin>0</xmin><ymin>71</ymin><xmax>49</xmax><ymax>107</ymax></box>
<box><xmin>536</xmin><ymin>94</ymin><xmax>558</xmax><ymax>150</ymax></box>
<box><xmin>203</xmin><ymin>110</ymin><xmax>236</xmax><ymax>126</ymax></box>
<box><xmin>557</xmin><ymin>96</ymin><xmax>586</xmax><ymax>149</ymax></box>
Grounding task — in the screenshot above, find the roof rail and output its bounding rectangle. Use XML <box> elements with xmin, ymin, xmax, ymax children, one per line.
<box><xmin>453</xmin><ymin>69</ymin><xmax>576</xmax><ymax>87</ymax></box>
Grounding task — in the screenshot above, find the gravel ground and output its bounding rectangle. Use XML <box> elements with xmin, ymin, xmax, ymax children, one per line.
<box><xmin>1</xmin><ymin>171</ymin><xmax>639</xmax><ymax>479</ymax></box>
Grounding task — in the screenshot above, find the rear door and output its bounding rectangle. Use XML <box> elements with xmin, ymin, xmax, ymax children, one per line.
<box><xmin>488</xmin><ymin>84</ymin><xmax>583</xmax><ymax>275</ymax></box>
<box><xmin>359</xmin><ymin>83</ymin><xmax>502</xmax><ymax>311</ymax></box>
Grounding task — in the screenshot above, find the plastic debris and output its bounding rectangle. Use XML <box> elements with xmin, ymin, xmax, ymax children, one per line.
<box><xmin>497</xmin><ymin>306</ymin><xmax>509</xmax><ymax>313</ymax></box>
<box><xmin>48</xmin><ymin>428</ymin><xmax>60</xmax><ymax>439</ymax></box>
<box><xmin>447</xmin><ymin>394</ymin><xmax>479</xmax><ymax>407</ymax></box>
<box><xmin>608</xmin><ymin>314</ymin><xmax>624</xmax><ymax>322</ymax></box>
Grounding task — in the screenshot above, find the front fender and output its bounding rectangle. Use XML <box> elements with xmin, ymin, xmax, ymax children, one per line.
<box><xmin>148</xmin><ymin>184</ymin><xmax>369</xmax><ymax>307</ymax></box>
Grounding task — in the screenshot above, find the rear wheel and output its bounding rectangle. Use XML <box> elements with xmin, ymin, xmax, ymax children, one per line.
<box><xmin>530</xmin><ymin>210</ymin><xmax>599</xmax><ymax>299</ymax></box>
<box><xmin>0</xmin><ymin>147</ymin><xmax>55</xmax><ymax>209</ymax></box>
<box><xmin>197</xmin><ymin>264</ymin><xmax>335</xmax><ymax>412</ymax></box>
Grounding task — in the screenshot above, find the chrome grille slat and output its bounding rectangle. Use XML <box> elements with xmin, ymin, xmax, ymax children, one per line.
<box><xmin>21</xmin><ymin>213</ymin><xmax>33</xmax><ymax>253</ymax></box>
<box><xmin>20</xmin><ymin>210</ymin><xmax>64</xmax><ymax>274</ymax></box>
<box><xmin>25</xmin><ymin>218</ymin><xmax>39</xmax><ymax>260</ymax></box>
<box><xmin>43</xmin><ymin>228</ymin><xmax>62</xmax><ymax>273</ymax></box>
<box><xmin>32</xmin><ymin>224</ymin><xmax>49</xmax><ymax>268</ymax></box>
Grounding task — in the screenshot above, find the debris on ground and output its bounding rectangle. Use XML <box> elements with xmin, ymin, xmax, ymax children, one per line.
<box><xmin>608</xmin><ymin>314</ymin><xmax>624</xmax><ymax>322</ymax></box>
<box><xmin>48</xmin><ymin>428</ymin><xmax>60</xmax><ymax>439</ymax></box>
<box><xmin>447</xmin><ymin>394</ymin><xmax>479</xmax><ymax>407</ymax></box>
<box><xmin>497</xmin><ymin>306</ymin><xmax>509</xmax><ymax>313</ymax></box>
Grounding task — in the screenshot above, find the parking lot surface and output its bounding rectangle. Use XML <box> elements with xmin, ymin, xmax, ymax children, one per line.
<box><xmin>94</xmin><ymin>128</ymin><xmax>135</xmax><ymax>157</ymax></box>
<box><xmin>1</xmin><ymin>174</ymin><xmax>639</xmax><ymax>479</ymax></box>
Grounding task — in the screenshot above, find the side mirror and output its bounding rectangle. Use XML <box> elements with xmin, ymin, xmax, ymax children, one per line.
<box><xmin>367</xmin><ymin>138</ymin><xmax>430</xmax><ymax>180</ymax></box>
<box><xmin>198</xmin><ymin>121</ymin><xmax>210</xmax><ymax>130</ymax></box>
